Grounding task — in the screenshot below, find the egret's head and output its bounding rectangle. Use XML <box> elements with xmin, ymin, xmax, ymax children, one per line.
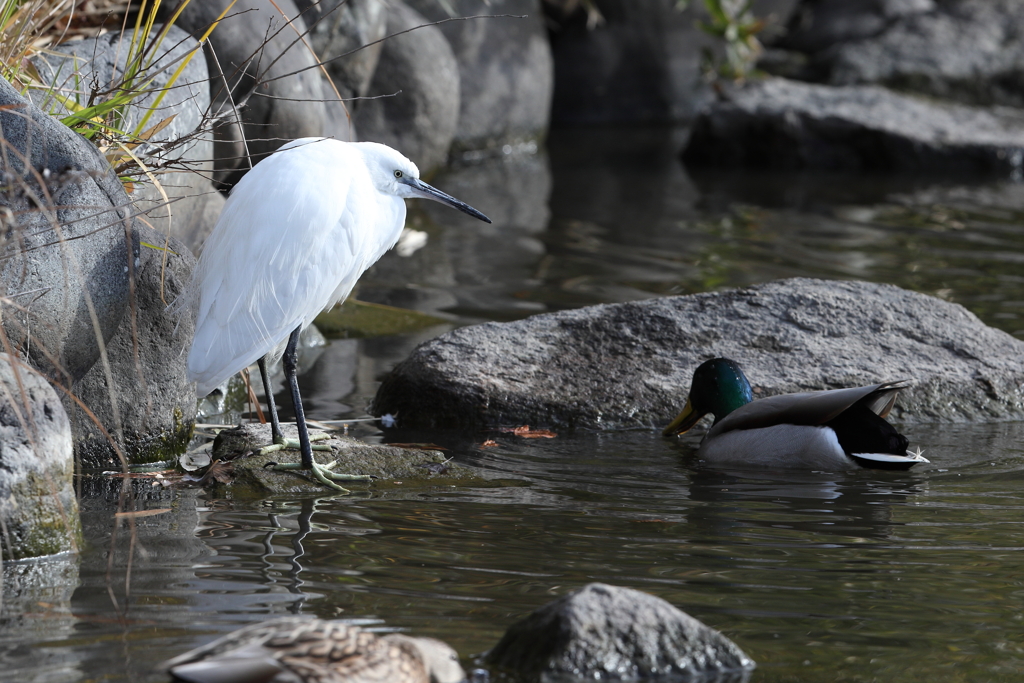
<box><xmin>359</xmin><ymin>142</ymin><xmax>491</xmax><ymax>223</ymax></box>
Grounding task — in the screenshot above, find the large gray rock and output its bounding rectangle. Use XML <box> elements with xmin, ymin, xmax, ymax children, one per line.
<box><xmin>68</xmin><ymin>226</ymin><xmax>196</xmax><ymax>470</ymax></box>
<box><xmin>683</xmin><ymin>78</ymin><xmax>1024</xmax><ymax>175</ymax></box>
<box><xmin>485</xmin><ymin>583</ymin><xmax>754</xmax><ymax>680</ymax></box>
<box><xmin>406</xmin><ymin>0</ymin><xmax>553</xmax><ymax>153</ymax></box>
<box><xmin>169</xmin><ymin>0</ymin><xmax>354</xmax><ymax>186</ymax></box>
<box><xmin>0</xmin><ymin>76</ymin><xmax>134</xmax><ymax>385</ymax></box>
<box><xmin>0</xmin><ymin>354</ymin><xmax>80</xmax><ymax>558</ymax></box>
<box><xmin>777</xmin><ymin>0</ymin><xmax>1024</xmax><ymax>107</ymax></box>
<box><xmin>371</xmin><ymin>279</ymin><xmax>1024</xmax><ymax>430</ymax></box>
<box><xmin>31</xmin><ymin>25</ymin><xmax>218</xmax><ymax>252</ymax></box>
<box><xmin>295</xmin><ymin>0</ymin><xmax>388</xmax><ymax>101</ymax></box>
<box><xmin>354</xmin><ymin>1</ymin><xmax>460</xmax><ymax>173</ymax></box>
<box><xmin>545</xmin><ymin>0</ymin><xmax>798</xmax><ymax>124</ymax></box>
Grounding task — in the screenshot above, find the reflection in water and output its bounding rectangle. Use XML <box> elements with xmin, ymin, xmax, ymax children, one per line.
<box><xmin>686</xmin><ymin>467</ymin><xmax>922</xmax><ymax>543</ymax></box>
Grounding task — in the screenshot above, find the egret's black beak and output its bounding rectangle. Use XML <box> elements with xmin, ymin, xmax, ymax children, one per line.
<box><xmin>403</xmin><ymin>177</ymin><xmax>491</xmax><ymax>223</ymax></box>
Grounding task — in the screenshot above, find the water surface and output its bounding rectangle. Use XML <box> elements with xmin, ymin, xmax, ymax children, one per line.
<box><xmin>4</xmin><ymin>126</ymin><xmax>1024</xmax><ymax>682</ymax></box>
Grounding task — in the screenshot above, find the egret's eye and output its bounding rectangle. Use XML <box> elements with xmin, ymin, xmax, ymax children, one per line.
<box><xmin>394</xmin><ymin>170</ymin><xmax>403</xmax><ymax>179</ymax></box>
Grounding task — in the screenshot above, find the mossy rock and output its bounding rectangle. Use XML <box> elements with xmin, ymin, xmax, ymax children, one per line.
<box><xmin>210</xmin><ymin>423</ymin><xmax>499</xmax><ymax>496</ymax></box>
<box><xmin>314</xmin><ymin>299</ymin><xmax>449</xmax><ymax>339</ymax></box>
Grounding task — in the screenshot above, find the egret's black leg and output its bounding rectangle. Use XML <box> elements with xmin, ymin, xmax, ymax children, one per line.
<box><xmin>267</xmin><ymin>326</ymin><xmax>373</xmax><ymax>492</ymax></box>
<box><xmin>258</xmin><ymin>356</ymin><xmax>283</xmax><ymax>444</ymax></box>
<box><xmin>282</xmin><ymin>326</ymin><xmax>313</xmax><ymax>469</ymax></box>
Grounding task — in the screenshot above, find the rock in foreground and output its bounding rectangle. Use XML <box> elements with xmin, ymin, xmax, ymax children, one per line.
<box><xmin>683</xmin><ymin>78</ymin><xmax>1024</xmax><ymax>175</ymax></box>
<box><xmin>485</xmin><ymin>583</ymin><xmax>754</xmax><ymax>680</ymax></box>
<box><xmin>372</xmin><ymin>279</ymin><xmax>1024</xmax><ymax>430</ymax></box>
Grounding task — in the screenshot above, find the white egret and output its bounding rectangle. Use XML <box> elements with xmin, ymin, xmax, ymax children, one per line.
<box><xmin>184</xmin><ymin>138</ymin><xmax>490</xmax><ymax>490</ymax></box>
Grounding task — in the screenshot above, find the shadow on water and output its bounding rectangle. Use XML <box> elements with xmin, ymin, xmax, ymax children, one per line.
<box><xmin>5</xmin><ymin>127</ymin><xmax>1024</xmax><ymax>682</ymax></box>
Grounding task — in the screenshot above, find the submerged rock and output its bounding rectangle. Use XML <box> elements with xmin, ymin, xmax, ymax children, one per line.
<box><xmin>1</xmin><ymin>552</ymin><xmax>79</xmax><ymax>655</ymax></box>
<box><xmin>485</xmin><ymin>583</ymin><xmax>754</xmax><ymax>680</ymax></box>
<box><xmin>0</xmin><ymin>354</ymin><xmax>80</xmax><ymax>559</ymax></box>
<box><xmin>371</xmin><ymin>278</ymin><xmax>1024</xmax><ymax>430</ymax></box>
<box><xmin>210</xmin><ymin>423</ymin><xmax>472</xmax><ymax>495</ymax></box>
<box><xmin>683</xmin><ymin>78</ymin><xmax>1024</xmax><ymax>175</ymax></box>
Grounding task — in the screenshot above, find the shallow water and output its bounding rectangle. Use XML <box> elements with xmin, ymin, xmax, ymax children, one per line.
<box><xmin>5</xmin><ymin>127</ymin><xmax>1024</xmax><ymax>682</ymax></box>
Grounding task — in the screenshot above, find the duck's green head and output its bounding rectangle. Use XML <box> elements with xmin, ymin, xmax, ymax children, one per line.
<box><xmin>662</xmin><ymin>357</ymin><xmax>753</xmax><ymax>436</ymax></box>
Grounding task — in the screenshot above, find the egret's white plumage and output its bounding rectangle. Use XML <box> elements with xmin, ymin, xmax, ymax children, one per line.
<box><xmin>187</xmin><ymin>139</ymin><xmax>421</xmax><ymax>396</ymax></box>
<box><xmin>180</xmin><ymin>137</ymin><xmax>489</xmax><ymax>490</ymax></box>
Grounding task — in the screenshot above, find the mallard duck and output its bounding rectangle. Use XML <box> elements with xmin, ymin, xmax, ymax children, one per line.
<box><xmin>163</xmin><ymin>617</ymin><xmax>466</xmax><ymax>683</ymax></box>
<box><xmin>662</xmin><ymin>358</ymin><xmax>928</xmax><ymax>470</ymax></box>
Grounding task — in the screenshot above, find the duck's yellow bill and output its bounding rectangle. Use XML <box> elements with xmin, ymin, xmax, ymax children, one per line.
<box><xmin>662</xmin><ymin>398</ymin><xmax>700</xmax><ymax>436</ymax></box>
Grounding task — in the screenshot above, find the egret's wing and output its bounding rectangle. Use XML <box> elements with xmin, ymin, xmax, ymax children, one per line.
<box><xmin>188</xmin><ymin>141</ymin><xmax>370</xmax><ymax>395</ymax></box>
<box><xmin>706</xmin><ymin>381</ymin><xmax>908</xmax><ymax>439</ymax></box>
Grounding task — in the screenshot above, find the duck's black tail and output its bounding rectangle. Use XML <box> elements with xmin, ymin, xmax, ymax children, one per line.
<box><xmin>827</xmin><ymin>400</ymin><xmax>909</xmax><ymax>457</ymax></box>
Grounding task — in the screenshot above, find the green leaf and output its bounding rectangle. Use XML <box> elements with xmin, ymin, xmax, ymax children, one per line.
<box><xmin>141</xmin><ymin>241</ymin><xmax>180</xmax><ymax>256</ymax></box>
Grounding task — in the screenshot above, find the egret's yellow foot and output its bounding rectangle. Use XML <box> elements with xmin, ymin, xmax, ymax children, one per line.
<box><xmin>270</xmin><ymin>460</ymin><xmax>373</xmax><ymax>492</ymax></box>
<box><xmin>257</xmin><ymin>431</ymin><xmax>332</xmax><ymax>456</ymax></box>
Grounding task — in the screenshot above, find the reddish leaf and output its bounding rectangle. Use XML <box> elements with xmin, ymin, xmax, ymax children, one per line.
<box><xmin>501</xmin><ymin>425</ymin><xmax>557</xmax><ymax>438</ymax></box>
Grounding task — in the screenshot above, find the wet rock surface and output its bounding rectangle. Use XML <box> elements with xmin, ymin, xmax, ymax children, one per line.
<box><xmin>683</xmin><ymin>78</ymin><xmax>1024</xmax><ymax>175</ymax></box>
<box><xmin>776</xmin><ymin>0</ymin><xmax>934</xmax><ymax>57</ymax></box>
<box><xmin>372</xmin><ymin>279</ymin><xmax>1024</xmax><ymax>431</ymax></box>
<box><xmin>69</xmin><ymin>226</ymin><xmax>196</xmax><ymax>470</ymax></box>
<box><xmin>210</xmin><ymin>423</ymin><xmax>479</xmax><ymax>495</ymax></box>
<box><xmin>0</xmin><ymin>354</ymin><xmax>80</xmax><ymax>559</ymax></box>
<box><xmin>0</xmin><ymin>77</ymin><xmax>134</xmax><ymax>386</ymax></box>
<box><xmin>485</xmin><ymin>583</ymin><xmax>755</xmax><ymax>680</ymax></box>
